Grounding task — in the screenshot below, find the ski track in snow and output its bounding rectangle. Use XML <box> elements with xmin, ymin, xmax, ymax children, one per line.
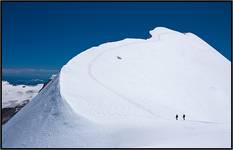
<box><xmin>88</xmin><ymin>40</ymin><xmax>168</xmax><ymax>120</ymax></box>
<box><xmin>87</xmin><ymin>31</ymin><xmax>176</xmax><ymax>121</ymax></box>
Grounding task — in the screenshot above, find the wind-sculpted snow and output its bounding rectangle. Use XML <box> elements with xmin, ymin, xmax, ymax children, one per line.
<box><xmin>2</xmin><ymin>27</ymin><xmax>231</xmax><ymax>148</ymax></box>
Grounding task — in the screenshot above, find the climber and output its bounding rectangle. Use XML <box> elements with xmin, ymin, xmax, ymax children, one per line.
<box><xmin>183</xmin><ymin>114</ymin><xmax>185</xmax><ymax>120</ymax></box>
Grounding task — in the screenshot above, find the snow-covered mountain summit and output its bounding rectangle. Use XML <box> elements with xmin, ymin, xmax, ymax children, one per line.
<box><xmin>2</xmin><ymin>27</ymin><xmax>231</xmax><ymax>148</ymax></box>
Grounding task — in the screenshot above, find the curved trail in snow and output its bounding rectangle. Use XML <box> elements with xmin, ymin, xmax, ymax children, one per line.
<box><xmin>87</xmin><ymin>33</ymin><xmax>176</xmax><ymax>121</ymax></box>
<box><xmin>88</xmin><ymin>41</ymin><xmax>161</xmax><ymax>119</ymax></box>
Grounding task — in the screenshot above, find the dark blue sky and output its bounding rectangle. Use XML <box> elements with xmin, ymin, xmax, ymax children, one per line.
<box><xmin>2</xmin><ymin>2</ymin><xmax>231</xmax><ymax>73</ymax></box>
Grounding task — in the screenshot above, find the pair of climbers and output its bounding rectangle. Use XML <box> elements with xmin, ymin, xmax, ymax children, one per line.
<box><xmin>176</xmin><ymin>114</ymin><xmax>185</xmax><ymax>120</ymax></box>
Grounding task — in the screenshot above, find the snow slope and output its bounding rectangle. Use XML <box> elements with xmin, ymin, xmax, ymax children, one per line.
<box><xmin>2</xmin><ymin>81</ymin><xmax>43</xmax><ymax>108</ymax></box>
<box><xmin>2</xmin><ymin>27</ymin><xmax>231</xmax><ymax>148</ymax></box>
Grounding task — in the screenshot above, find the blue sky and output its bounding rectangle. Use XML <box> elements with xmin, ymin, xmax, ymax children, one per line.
<box><xmin>2</xmin><ymin>2</ymin><xmax>231</xmax><ymax>78</ymax></box>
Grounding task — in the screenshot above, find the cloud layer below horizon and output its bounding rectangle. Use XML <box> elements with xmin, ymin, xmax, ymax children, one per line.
<box><xmin>3</xmin><ymin>68</ymin><xmax>59</xmax><ymax>77</ymax></box>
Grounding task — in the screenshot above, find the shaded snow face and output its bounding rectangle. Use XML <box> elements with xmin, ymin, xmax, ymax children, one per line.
<box><xmin>2</xmin><ymin>81</ymin><xmax>43</xmax><ymax>108</ymax></box>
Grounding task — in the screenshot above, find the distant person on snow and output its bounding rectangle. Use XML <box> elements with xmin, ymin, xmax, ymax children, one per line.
<box><xmin>117</xmin><ymin>56</ymin><xmax>122</xmax><ymax>60</ymax></box>
<box><xmin>183</xmin><ymin>114</ymin><xmax>185</xmax><ymax>120</ymax></box>
<box><xmin>176</xmin><ymin>114</ymin><xmax>178</xmax><ymax>120</ymax></box>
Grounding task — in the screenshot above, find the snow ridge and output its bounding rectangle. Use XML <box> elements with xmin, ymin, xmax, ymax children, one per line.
<box><xmin>3</xmin><ymin>27</ymin><xmax>231</xmax><ymax>148</ymax></box>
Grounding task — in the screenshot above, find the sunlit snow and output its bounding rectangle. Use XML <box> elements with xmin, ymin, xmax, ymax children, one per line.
<box><xmin>2</xmin><ymin>27</ymin><xmax>231</xmax><ymax>148</ymax></box>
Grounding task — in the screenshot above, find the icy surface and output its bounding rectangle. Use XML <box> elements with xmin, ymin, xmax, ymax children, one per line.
<box><xmin>2</xmin><ymin>81</ymin><xmax>43</xmax><ymax>108</ymax></box>
<box><xmin>2</xmin><ymin>27</ymin><xmax>231</xmax><ymax>148</ymax></box>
